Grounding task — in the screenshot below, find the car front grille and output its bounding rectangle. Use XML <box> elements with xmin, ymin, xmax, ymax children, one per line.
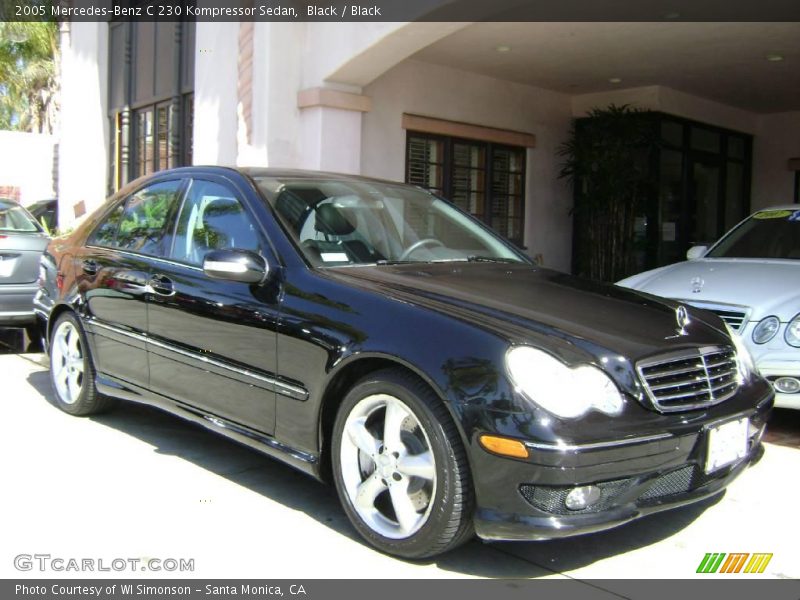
<box><xmin>637</xmin><ymin>346</ymin><xmax>740</xmax><ymax>413</ymax></box>
<box><xmin>707</xmin><ymin>308</ymin><xmax>748</xmax><ymax>332</ymax></box>
<box><xmin>682</xmin><ymin>301</ymin><xmax>749</xmax><ymax>332</ymax></box>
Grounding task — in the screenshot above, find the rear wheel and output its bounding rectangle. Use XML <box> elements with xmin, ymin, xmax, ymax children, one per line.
<box><xmin>49</xmin><ymin>312</ymin><xmax>116</xmax><ymax>416</ymax></box>
<box><xmin>332</xmin><ymin>369</ymin><xmax>473</xmax><ymax>558</ymax></box>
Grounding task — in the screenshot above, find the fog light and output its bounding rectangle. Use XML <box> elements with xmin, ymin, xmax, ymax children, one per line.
<box><xmin>774</xmin><ymin>377</ymin><xmax>800</xmax><ymax>394</ymax></box>
<box><xmin>565</xmin><ymin>485</ymin><xmax>601</xmax><ymax>511</ymax></box>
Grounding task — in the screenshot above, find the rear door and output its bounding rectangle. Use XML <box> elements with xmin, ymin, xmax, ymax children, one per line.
<box><xmin>145</xmin><ymin>176</ymin><xmax>280</xmax><ymax>435</ymax></box>
<box><xmin>79</xmin><ymin>180</ymin><xmax>184</xmax><ymax>389</ymax></box>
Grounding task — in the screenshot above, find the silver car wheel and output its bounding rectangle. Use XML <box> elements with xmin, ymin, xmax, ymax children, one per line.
<box><xmin>51</xmin><ymin>320</ymin><xmax>84</xmax><ymax>405</ymax></box>
<box><xmin>339</xmin><ymin>394</ymin><xmax>437</xmax><ymax>539</ymax></box>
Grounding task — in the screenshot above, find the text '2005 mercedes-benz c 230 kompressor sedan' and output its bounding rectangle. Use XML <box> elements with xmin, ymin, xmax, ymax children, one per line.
<box><xmin>35</xmin><ymin>167</ymin><xmax>772</xmax><ymax>558</ymax></box>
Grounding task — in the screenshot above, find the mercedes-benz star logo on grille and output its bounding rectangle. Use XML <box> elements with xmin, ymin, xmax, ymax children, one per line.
<box><xmin>691</xmin><ymin>276</ymin><xmax>704</xmax><ymax>293</ymax></box>
<box><xmin>676</xmin><ymin>305</ymin><xmax>691</xmax><ymax>335</ymax></box>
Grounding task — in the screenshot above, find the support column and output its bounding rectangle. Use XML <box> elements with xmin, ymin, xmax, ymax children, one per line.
<box><xmin>297</xmin><ymin>87</ymin><xmax>371</xmax><ymax>174</ymax></box>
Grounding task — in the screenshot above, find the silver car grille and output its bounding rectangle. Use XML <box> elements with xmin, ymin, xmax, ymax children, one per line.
<box><xmin>637</xmin><ymin>346</ymin><xmax>740</xmax><ymax>413</ymax></box>
<box><xmin>707</xmin><ymin>308</ymin><xmax>748</xmax><ymax>332</ymax></box>
<box><xmin>681</xmin><ymin>301</ymin><xmax>749</xmax><ymax>333</ymax></box>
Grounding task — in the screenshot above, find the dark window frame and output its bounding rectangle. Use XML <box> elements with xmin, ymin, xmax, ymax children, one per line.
<box><xmin>405</xmin><ymin>131</ymin><xmax>527</xmax><ymax>248</ymax></box>
<box><xmin>107</xmin><ymin>21</ymin><xmax>195</xmax><ymax>193</ymax></box>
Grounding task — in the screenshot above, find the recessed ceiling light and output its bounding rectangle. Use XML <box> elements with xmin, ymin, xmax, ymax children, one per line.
<box><xmin>608</xmin><ymin>77</ymin><xmax>623</xmax><ymax>84</ymax></box>
<box><xmin>496</xmin><ymin>45</ymin><xmax>512</xmax><ymax>53</ymax></box>
<box><xmin>766</xmin><ymin>54</ymin><xmax>784</xmax><ymax>62</ymax></box>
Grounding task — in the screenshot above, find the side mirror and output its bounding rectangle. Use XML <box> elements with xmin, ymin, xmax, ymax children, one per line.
<box><xmin>686</xmin><ymin>245</ymin><xmax>708</xmax><ymax>260</ymax></box>
<box><xmin>203</xmin><ymin>249</ymin><xmax>268</xmax><ymax>284</ymax></box>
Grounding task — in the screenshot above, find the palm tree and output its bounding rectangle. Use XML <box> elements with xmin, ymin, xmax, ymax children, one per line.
<box><xmin>0</xmin><ymin>21</ymin><xmax>59</xmax><ymax>133</ymax></box>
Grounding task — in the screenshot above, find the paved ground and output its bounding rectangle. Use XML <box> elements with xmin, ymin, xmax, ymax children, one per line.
<box><xmin>1</xmin><ymin>347</ymin><xmax>798</xmax><ymax>587</ymax></box>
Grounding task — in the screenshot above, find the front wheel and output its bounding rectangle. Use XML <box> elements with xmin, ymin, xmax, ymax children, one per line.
<box><xmin>49</xmin><ymin>312</ymin><xmax>116</xmax><ymax>416</ymax></box>
<box><xmin>332</xmin><ymin>369</ymin><xmax>473</xmax><ymax>559</ymax></box>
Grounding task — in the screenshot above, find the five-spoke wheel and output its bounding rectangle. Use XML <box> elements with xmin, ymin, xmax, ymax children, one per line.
<box><xmin>332</xmin><ymin>369</ymin><xmax>473</xmax><ymax>558</ymax></box>
<box><xmin>51</xmin><ymin>318</ymin><xmax>84</xmax><ymax>405</ymax></box>
<box><xmin>48</xmin><ymin>312</ymin><xmax>115</xmax><ymax>416</ymax></box>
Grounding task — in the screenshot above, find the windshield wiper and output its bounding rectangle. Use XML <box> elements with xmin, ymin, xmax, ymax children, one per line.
<box><xmin>465</xmin><ymin>255</ymin><xmax>520</xmax><ymax>263</ymax></box>
<box><xmin>374</xmin><ymin>259</ymin><xmax>423</xmax><ymax>266</ymax></box>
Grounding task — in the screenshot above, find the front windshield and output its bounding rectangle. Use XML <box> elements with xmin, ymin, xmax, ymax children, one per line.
<box><xmin>255</xmin><ymin>177</ymin><xmax>526</xmax><ymax>267</ymax></box>
<box><xmin>707</xmin><ymin>209</ymin><xmax>800</xmax><ymax>259</ymax></box>
<box><xmin>0</xmin><ymin>201</ymin><xmax>41</xmax><ymax>233</ymax></box>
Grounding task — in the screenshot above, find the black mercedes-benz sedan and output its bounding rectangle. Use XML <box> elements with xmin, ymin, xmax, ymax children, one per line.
<box><xmin>35</xmin><ymin>167</ymin><xmax>772</xmax><ymax>558</ymax></box>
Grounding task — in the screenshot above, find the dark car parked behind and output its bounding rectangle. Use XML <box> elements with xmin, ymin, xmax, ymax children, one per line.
<box><xmin>26</xmin><ymin>198</ymin><xmax>58</xmax><ymax>233</ymax></box>
<box><xmin>35</xmin><ymin>167</ymin><xmax>773</xmax><ymax>559</ymax></box>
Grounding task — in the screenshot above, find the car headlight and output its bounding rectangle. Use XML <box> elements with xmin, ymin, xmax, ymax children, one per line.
<box><xmin>752</xmin><ymin>316</ymin><xmax>780</xmax><ymax>344</ymax></box>
<box><xmin>725</xmin><ymin>323</ymin><xmax>757</xmax><ymax>382</ymax></box>
<box><xmin>505</xmin><ymin>346</ymin><xmax>624</xmax><ymax>419</ymax></box>
<box><xmin>785</xmin><ymin>314</ymin><xmax>800</xmax><ymax>348</ymax></box>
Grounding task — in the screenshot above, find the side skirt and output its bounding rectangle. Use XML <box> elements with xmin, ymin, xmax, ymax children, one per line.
<box><xmin>95</xmin><ymin>374</ymin><xmax>322</xmax><ymax>480</ymax></box>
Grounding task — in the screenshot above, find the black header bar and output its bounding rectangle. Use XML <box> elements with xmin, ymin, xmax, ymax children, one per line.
<box><xmin>2</xmin><ymin>0</ymin><xmax>800</xmax><ymax>22</ymax></box>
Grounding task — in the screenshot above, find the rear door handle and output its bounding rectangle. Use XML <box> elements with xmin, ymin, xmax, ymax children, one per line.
<box><xmin>149</xmin><ymin>274</ymin><xmax>174</xmax><ymax>296</ymax></box>
<box><xmin>82</xmin><ymin>259</ymin><xmax>98</xmax><ymax>275</ymax></box>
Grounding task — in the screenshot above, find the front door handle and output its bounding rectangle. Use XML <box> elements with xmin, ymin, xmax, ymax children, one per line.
<box><xmin>82</xmin><ymin>259</ymin><xmax>98</xmax><ymax>275</ymax></box>
<box><xmin>149</xmin><ymin>274</ymin><xmax>174</xmax><ymax>296</ymax></box>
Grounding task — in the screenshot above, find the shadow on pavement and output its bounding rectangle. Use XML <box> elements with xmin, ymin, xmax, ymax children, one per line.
<box><xmin>764</xmin><ymin>408</ymin><xmax>800</xmax><ymax>449</ymax></box>
<box><xmin>0</xmin><ymin>327</ymin><xmax>42</xmax><ymax>354</ymax></box>
<box><xmin>27</xmin><ymin>367</ymin><xmax>726</xmax><ymax>578</ymax></box>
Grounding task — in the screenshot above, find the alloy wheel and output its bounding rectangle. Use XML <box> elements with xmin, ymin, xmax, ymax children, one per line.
<box><xmin>51</xmin><ymin>320</ymin><xmax>84</xmax><ymax>405</ymax></box>
<box><xmin>339</xmin><ymin>394</ymin><xmax>437</xmax><ymax>539</ymax></box>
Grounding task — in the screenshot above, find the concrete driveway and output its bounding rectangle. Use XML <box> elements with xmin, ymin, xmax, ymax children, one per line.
<box><xmin>1</xmin><ymin>350</ymin><xmax>798</xmax><ymax>585</ymax></box>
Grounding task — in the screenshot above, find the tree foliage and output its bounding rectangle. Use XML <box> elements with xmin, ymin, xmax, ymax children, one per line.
<box><xmin>559</xmin><ymin>104</ymin><xmax>657</xmax><ymax>282</ymax></box>
<box><xmin>0</xmin><ymin>21</ymin><xmax>59</xmax><ymax>133</ymax></box>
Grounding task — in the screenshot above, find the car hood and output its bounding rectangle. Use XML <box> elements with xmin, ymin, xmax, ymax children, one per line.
<box><xmin>327</xmin><ymin>262</ymin><xmax>730</xmax><ymax>364</ymax></box>
<box><xmin>618</xmin><ymin>258</ymin><xmax>800</xmax><ymax>320</ymax></box>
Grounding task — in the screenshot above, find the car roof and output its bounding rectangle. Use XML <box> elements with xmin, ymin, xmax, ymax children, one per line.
<box><xmin>754</xmin><ymin>205</ymin><xmax>800</xmax><ymax>212</ymax></box>
<box><xmin>158</xmin><ymin>165</ymin><xmax>407</xmax><ymax>187</ymax></box>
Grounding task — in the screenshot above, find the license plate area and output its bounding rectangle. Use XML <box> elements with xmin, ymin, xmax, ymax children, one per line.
<box><xmin>705</xmin><ymin>417</ymin><xmax>749</xmax><ymax>474</ymax></box>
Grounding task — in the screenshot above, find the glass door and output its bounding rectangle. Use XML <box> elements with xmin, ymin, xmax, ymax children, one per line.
<box><xmin>688</xmin><ymin>156</ymin><xmax>722</xmax><ymax>248</ymax></box>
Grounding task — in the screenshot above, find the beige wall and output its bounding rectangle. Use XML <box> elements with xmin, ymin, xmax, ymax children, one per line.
<box><xmin>362</xmin><ymin>59</ymin><xmax>575</xmax><ymax>272</ymax></box>
<box><xmin>58</xmin><ymin>21</ymin><xmax>108</xmax><ymax>225</ymax></box>
<box><xmin>0</xmin><ymin>131</ymin><xmax>55</xmax><ymax>204</ymax></box>
<box><xmin>752</xmin><ymin>111</ymin><xmax>800</xmax><ymax>209</ymax></box>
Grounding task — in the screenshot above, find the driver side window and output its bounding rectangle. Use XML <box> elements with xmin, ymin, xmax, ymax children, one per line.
<box><xmin>169</xmin><ymin>179</ymin><xmax>261</xmax><ymax>266</ymax></box>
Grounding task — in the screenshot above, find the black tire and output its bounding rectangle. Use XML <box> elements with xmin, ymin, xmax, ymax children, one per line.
<box><xmin>331</xmin><ymin>368</ymin><xmax>474</xmax><ymax>559</ymax></box>
<box><xmin>48</xmin><ymin>312</ymin><xmax>116</xmax><ymax>416</ymax></box>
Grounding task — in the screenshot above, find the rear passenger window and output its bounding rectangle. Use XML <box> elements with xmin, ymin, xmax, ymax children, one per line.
<box><xmin>88</xmin><ymin>181</ymin><xmax>182</xmax><ymax>253</ymax></box>
<box><xmin>87</xmin><ymin>203</ymin><xmax>125</xmax><ymax>247</ymax></box>
<box><xmin>116</xmin><ymin>181</ymin><xmax>182</xmax><ymax>254</ymax></box>
<box><xmin>169</xmin><ymin>179</ymin><xmax>261</xmax><ymax>266</ymax></box>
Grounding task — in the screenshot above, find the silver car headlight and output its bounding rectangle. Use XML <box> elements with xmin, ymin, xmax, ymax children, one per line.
<box><xmin>505</xmin><ymin>346</ymin><xmax>624</xmax><ymax>419</ymax></box>
<box><xmin>752</xmin><ymin>316</ymin><xmax>780</xmax><ymax>344</ymax></box>
<box><xmin>785</xmin><ymin>314</ymin><xmax>800</xmax><ymax>348</ymax></box>
<box><xmin>725</xmin><ymin>323</ymin><xmax>756</xmax><ymax>382</ymax></box>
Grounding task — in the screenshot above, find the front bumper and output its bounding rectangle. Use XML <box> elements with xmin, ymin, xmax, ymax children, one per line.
<box><xmin>471</xmin><ymin>394</ymin><xmax>772</xmax><ymax>542</ymax></box>
<box><xmin>0</xmin><ymin>283</ymin><xmax>38</xmax><ymax>326</ymax></box>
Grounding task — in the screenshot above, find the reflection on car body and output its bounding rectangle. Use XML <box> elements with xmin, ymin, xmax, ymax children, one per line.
<box><xmin>36</xmin><ymin>167</ymin><xmax>772</xmax><ymax>558</ymax></box>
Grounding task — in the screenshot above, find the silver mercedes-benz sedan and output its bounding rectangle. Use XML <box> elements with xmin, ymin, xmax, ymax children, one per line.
<box><xmin>0</xmin><ymin>199</ymin><xmax>49</xmax><ymax>340</ymax></box>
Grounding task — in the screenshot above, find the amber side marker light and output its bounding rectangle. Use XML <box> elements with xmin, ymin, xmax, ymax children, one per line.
<box><xmin>479</xmin><ymin>434</ymin><xmax>529</xmax><ymax>458</ymax></box>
